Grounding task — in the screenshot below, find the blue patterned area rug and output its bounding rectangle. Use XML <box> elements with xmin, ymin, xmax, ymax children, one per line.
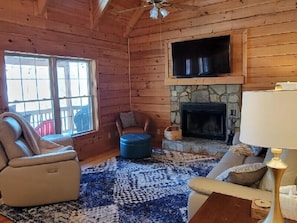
<box><xmin>0</xmin><ymin>149</ymin><xmax>219</xmax><ymax>223</ymax></box>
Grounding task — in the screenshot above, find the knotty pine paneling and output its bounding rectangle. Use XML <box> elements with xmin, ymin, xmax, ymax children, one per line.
<box><xmin>129</xmin><ymin>0</ymin><xmax>297</xmax><ymax>146</ymax></box>
<box><xmin>0</xmin><ymin>0</ymin><xmax>129</xmax><ymax>160</ymax></box>
<box><xmin>0</xmin><ymin>0</ymin><xmax>297</xmax><ymax>157</ymax></box>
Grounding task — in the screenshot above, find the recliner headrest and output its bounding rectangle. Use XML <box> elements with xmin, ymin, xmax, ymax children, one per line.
<box><xmin>2</xmin><ymin>117</ymin><xmax>23</xmax><ymax>140</ymax></box>
<box><xmin>0</xmin><ymin>117</ymin><xmax>33</xmax><ymax>160</ymax></box>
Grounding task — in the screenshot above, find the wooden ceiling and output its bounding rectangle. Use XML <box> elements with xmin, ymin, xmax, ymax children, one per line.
<box><xmin>32</xmin><ymin>0</ymin><xmax>200</xmax><ymax>38</ymax></box>
<box><xmin>0</xmin><ymin>0</ymin><xmax>205</xmax><ymax>38</ymax></box>
<box><xmin>98</xmin><ymin>0</ymin><xmax>204</xmax><ymax>37</ymax></box>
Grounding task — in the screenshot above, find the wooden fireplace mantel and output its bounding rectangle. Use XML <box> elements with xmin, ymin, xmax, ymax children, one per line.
<box><xmin>164</xmin><ymin>75</ymin><xmax>244</xmax><ymax>86</ymax></box>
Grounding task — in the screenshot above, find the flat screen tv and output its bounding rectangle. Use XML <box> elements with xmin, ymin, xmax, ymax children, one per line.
<box><xmin>172</xmin><ymin>35</ymin><xmax>231</xmax><ymax>78</ymax></box>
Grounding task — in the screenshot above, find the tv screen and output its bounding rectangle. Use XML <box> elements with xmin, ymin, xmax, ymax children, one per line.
<box><xmin>172</xmin><ymin>35</ymin><xmax>231</xmax><ymax>78</ymax></box>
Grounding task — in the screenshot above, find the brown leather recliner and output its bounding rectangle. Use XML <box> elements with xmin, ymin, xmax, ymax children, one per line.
<box><xmin>0</xmin><ymin>115</ymin><xmax>81</xmax><ymax>207</ymax></box>
<box><xmin>116</xmin><ymin>111</ymin><xmax>150</xmax><ymax>136</ymax></box>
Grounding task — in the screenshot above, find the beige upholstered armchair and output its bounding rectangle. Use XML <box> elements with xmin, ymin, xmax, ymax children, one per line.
<box><xmin>116</xmin><ymin>111</ymin><xmax>150</xmax><ymax>136</ymax></box>
<box><xmin>0</xmin><ymin>113</ymin><xmax>81</xmax><ymax>207</ymax></box>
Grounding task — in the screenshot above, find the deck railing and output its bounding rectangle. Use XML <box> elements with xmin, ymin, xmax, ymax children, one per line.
<box><xmin>20</xmin><ymin>106</ymin><xmax>82</xmax><ymax>135</ymax></box>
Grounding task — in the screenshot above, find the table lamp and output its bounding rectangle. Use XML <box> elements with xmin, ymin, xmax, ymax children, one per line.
<box><xmin>240</xmin><ymin>89</ymin><xmax>297</xmax><ymax>223</ymax></box>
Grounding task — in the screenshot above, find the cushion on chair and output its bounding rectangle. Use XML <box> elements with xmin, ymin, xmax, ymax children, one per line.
<box><xmin>122</xmin><ymin>126</ymin><xmax>145</xmax><ymax>135</ymax></box>
<box><xmin>120</xmin><ymin>112</ymin><xmax>136</xmax><ymax>128</ymax></box>
<box><xmin>0</xmin><ymin>118</ymin><xmax>33</xmax><ymax>160</ymax></box>
<box><xmin>0</xmin><ymin>142</ymin><xmax>8</xmax><ymax>171</ymax></box>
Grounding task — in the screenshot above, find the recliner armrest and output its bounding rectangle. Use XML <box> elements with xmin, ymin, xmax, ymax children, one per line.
<box><xmin>116</xmin><ymin>118</ymin><xmax>123</xmax><ymax>136</ymax></box>
<box><xmin>189</xmin><ymin>177</ymin><xmax>272</xmax><ymax>201</ymax></box>
<box><xmin>8</xmin><ymin>150</ymin><xmax>78</xmax><ymax>167</ymax></box>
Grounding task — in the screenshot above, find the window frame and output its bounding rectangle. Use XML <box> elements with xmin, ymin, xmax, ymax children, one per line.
<box><xmin>4</xmin><ymin>51</ymin><xmax>98</xmax><ymax>136</ymax></box>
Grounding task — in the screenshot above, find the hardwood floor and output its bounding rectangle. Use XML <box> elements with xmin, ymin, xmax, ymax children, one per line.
<box><xmin>0</xmin><ymin>148</ymin><xmax>120</xmax><ymax>223</ymax></box>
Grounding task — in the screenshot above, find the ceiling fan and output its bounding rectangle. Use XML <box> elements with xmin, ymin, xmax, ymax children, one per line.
<box><xmin>119</xmin><ymin>0</ymin><xmax>196</xmax><ymax>20</ymax></box>
<box><xmin>147</xmin><ymin>0</ymin><xmax>170</xmax><ymax>19</ymax></box>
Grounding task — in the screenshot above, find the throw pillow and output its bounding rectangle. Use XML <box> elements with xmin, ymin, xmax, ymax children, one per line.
<box><xmin>229</xmin><ymin>143</ymin><xmax>254</xmax><ymax>156</ymax></box>
<box><xmin>216</xmin><ymin>163</ymin><xmax>267</xmax><ymax>186</ymax></box>
<box><xmin>120</xmin><ymin>112</ymin><xmax>136</xmax><ymax>129</ymax></box>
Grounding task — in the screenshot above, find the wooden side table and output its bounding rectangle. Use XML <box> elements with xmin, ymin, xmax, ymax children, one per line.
<box><xmin>189</xmin><ymin>192</ymin><xmax>297</xmax><ymax>223</ymax></box>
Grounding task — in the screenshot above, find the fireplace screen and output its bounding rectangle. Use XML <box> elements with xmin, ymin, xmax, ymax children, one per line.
<box><xmin>181</xmin><ymin>102</ymin><xmax>226</xmax><ymax>140</ymax></box>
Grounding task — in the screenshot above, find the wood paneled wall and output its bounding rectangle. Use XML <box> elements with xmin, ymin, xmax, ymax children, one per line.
<box><xmin>128</xmin><ymin>0</ymin><xmax>297</xmax><ymax>146</ymax></box>
<box><xmin>0</xmin><ymin>0</ymin><xmax>129</xmax><ymax>160</ymax></box>
<box><xmin>0</xmin><ymin>0</ymin><xmax>297</xmax><ymax>157</ymax></box>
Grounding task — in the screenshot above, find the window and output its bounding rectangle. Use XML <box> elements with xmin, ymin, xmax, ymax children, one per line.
<box><xmin>4</xmin><ymin>53</ymin><xmax>96</xmax><ymax>136</ymax></box>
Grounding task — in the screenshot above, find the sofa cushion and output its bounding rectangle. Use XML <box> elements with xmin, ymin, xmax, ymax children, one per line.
<box><xmin>259</xmin><ymin>148</ymin><xmax>297</xmax><ymax>191</ymax></box>
<box><xmin>0</xmin><ymin>142</ymin><xmax>8</xmax><ymax>170</ymax></box>
<box><xmin>244</xmin><ymin>155</ymin><xmax>264</xmax><ymax>164</ymax></box>
<box><xmin>229</xmin><ymin>143</ymin><xmax>254</xmax><ymax>156</ymax></box>
<box><xmin>0</xmin><ymin>118</ymin><xmax>33</xmax><ymax>160</ymax></box>
<box><xmin>216</xmin><ymin>163</ymin><xmax>267</xmax><ymax>186</ymax></box>
<box><xmin>120</xmin><ymin>112</ymin><xmax>136</xmax><ymax>128</ymax></box>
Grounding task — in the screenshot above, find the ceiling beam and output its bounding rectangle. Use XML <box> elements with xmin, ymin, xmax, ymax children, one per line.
<box><xmin>34</xmin><ymin>0</ymin><xmax>48</xmax><ymax>16</ymax></box>
<box><xmin>123</xmin><ymin>8</ymin><xmax>145</xmax><ymax>38</ymax></box>
<box><xmin>91</xmin><ymin>0</ymin><xmax>111</xmax><ymax>28</ymax></box>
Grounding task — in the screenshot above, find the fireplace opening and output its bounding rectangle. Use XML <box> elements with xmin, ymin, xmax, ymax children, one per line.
<box><xmin>181</xmin><ymin>102</ymin><xmax>226</xmax><ymax>140</ymax></box>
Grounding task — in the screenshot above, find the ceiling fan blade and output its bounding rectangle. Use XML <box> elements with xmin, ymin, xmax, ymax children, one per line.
<box><xmin>117</xmin><ymin>5</ymin><xmax>151</xmax><ymax>14</ymax></box>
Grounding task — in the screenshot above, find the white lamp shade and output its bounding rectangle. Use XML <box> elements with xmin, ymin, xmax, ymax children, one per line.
<box><xmin>240</xmin><ymin>90</ymin><xmax>297</xmax><ymax>150</ymax></box>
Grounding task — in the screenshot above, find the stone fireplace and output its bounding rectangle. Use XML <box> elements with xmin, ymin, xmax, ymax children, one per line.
<box><xmin>170</xmin><ymin>84</ymin><xmax>241</xmax><ymax>140</ymax></box>
<box><xmin>162</xmin><ymin>84</ymin><xmax>241</xmax><ymax>157</ymax></box>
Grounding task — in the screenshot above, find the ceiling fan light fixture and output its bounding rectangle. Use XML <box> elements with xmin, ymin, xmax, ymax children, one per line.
<box><xmin>159</xmin><ymin>8</ymin><xmax>169</xmax><ymax>18</ymax></box>
<box><xmin>150</xmin><ymin>5</ymin><xmax>159</xmax><ymax>19</ymax></box>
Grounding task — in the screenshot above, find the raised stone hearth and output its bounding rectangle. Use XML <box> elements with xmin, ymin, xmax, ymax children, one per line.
<box><xmin>162</xmin><ymin>137</ymin><xmax>230</xmax><ymax>158</ymax></box>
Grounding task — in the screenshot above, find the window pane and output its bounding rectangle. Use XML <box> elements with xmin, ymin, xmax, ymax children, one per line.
<box><xmin>5</xmin><ymin>63</ymin><xmax>21</xmax><ymax>79</ymax></box>
<box><xmin>21</xmin><ymin>65</ymin><xmax>36</xmax><ymax>79</ymax></box>
<box><xmin>5</xmin><ymin>55</ymin><xmax>54</xmax><ymax>136</ymax></box>
<box><xmin>57</xmin><ymin>59</ymin><xmax>93</xmax><ymax>134</ymax></box>
<box><xmin>22</xmin><ymin>79</ymin><xmax>38</xmax><ymax>100</ymax></box>
<box><xmin>73</xmin><ymin>102</ymin><xmax>93</xmax><ymax>133</ymax></box>
<box><xmin>60</xmin><ymin>98</ymin><xmax>75</xmax><ymax>135</ymax></box>
<box><xmin>6</xmin><ymin>80</ymin><xmax>22</xmax><ymax>101</ymax></box>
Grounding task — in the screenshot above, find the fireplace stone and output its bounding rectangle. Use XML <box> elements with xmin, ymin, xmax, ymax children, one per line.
<box><xmin>162</xmin><ymin>137</ymin><xmax>229</xmax><ymax>158</ymax></box>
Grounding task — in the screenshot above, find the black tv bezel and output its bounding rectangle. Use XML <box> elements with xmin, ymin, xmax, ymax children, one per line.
<box><xmin>171</xmin><ymin>35</ymin><xmax>231</xmax><ymax>78</ymax></box>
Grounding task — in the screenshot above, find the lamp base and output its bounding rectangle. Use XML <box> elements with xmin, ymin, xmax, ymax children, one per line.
<box><xmin>258</xmin><ymin>148</ymin><xmax>288</xmax><ymax>223</ymax></box>
<box><xmin>259</xmin><ymin>218</ymin><xmax>287</xmax><ymax>223</ymax></box>
<box><xmin>258</xmin><ymin>215</ymin><xmax>288</xmax><ymax>223</ymax></box>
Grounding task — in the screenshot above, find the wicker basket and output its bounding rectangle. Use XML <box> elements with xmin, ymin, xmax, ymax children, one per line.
<box><xmin>164</xmin><ymin>126</ymin><xmax>182</xmax><ymax>141</ymax></box>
